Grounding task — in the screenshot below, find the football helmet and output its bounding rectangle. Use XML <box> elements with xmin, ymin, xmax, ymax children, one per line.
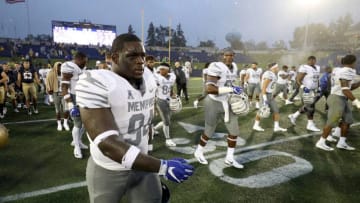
<box><xmin>0</xmin><ymin>124</ymin><xmax>9</xmax><ymax>149</ymax></box>
<box><xmin>302</xmin><ymin>91</ymin><xmax>315</xmax><ymax>104</ymax></box>
<box><xmin>257</xmin><ymin>105</ymin><xmax>271</xmax><ymax>118</ymax></box>
<box><xmin>169</xmin><ymin>96</ymin><xmax>182</xmax><ymax>112</ymax></box>
<box><xmin>228</xmin><ymin>93</ymin><xmax>250</xmax><ymax>116</ymax></box>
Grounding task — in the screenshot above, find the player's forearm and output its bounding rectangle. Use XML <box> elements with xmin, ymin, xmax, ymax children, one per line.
<box><xmin>342</xmin><ymin>89</ymin><xmax>355</xmax><ymax>101</ymax></box>
<box><xmin>351</xmin><ymin>81</ymin><xmax>360</xmax><ymax>90</ymax></box>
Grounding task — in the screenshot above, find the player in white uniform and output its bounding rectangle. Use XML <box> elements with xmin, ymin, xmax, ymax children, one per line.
<box><xmin>316</xmin><ymin>55</ymin><xmax>360</xmax><ymax>151</ymax></box>
<box><xmin>286</xmin><ymin>66</ymin><xmax>300</xmax><ymax>104</ymax></box>
<box><xmin>61</xmin><ymin>52</ymin><xmax>88</xmax><ymax>159</ymax></box>
<box><xmin>273</xmin><ymin>65</ymin><xmax>289</xmax><ymax>101</ymax></box>
<box><xmin>239</xmin><ymin>65</ymin><xmax>248</xmax><ymax>88</ymax></box>
<box><xmin>76</xmin><ymin>34</ymin><xmax>193</xmax><ymax>203</ymax></box>
<box><xmin>38</xmin><ymin>64</ymin><xmax>51</xmax><ymax>105</ymax></box>
<box><xmin>154</xmin><ymin>63</ymin><xmax>177</xmax><ymax>147</ymax></box>
<box><xmin>194</xmin><ymin>49</ymin><xmax>245</xmax><ymax>169</ymax></box>
<box><xmin>244</xmin><ymin>62</ymin><xmax>262</xmax><ymax>109</ymax></box>
<box><xmin>252</xmin><ymin>63</ymin><xmax>287</xmax><ymax>132</ymax></box>
<box><xmin>288</xmin><ymin>56</ymin><xmax>321</xmax><ymax>132</ymax></box>
<box><xmin>193</xmin><ymin>62</ymin><xmax>210</xmax><ymax>108</ymax></box>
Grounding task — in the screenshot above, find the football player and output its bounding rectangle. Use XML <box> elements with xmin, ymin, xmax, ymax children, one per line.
<box><xmin>17</xmin><ymin>59</ymin><xmax>41</xmax><ymax>115</ymax></box>
<box><xmin>61</xmin><ymin>52</ymin><xmax>89</xmax><ymax>159</ymax></box>
<box><xmin>252</xmin><ymin>63</ymin><xmax>287</xmax><ymax>132</ymax></box>
<box><xmin>154</xmin><ymin>62</ymin><xmax>178</xmax><ymax>147</ymax></box>
<box><xmin>316</xmin><ymin>55</ymin><xmax>360</xmax><ymax>151</ymax></box>
<box><xmin>273</xmin><ymin>65</ymin><xmax>289</xmax><ymax>101</ymax></box>
<box><xmin>244</xmin><ymin>62</ymin><xmax>262</xmax><ymax>109</ymax></box>
<box><xmin>288</xmin><ymin>56</ymin><xmax>321</xmax><ymax>132</ymax></box>
<box><xmin>46</xmin><ymin>62</ymin><xmax>70</xmax><ymax>131</ymax></box>
<box><xmin>194</xmin><ymin>48</ymin><xmax>245</xmax><ymax>169</ymax></box>
<box><xmin>76</xmin><ymin>33</ymin><xmax>194</xmax><ymax>203</ymax></box>
<box><xmin>285</xmin><ymin>66</ymin><xmax>298</xmax><ymax>104</ymax></box>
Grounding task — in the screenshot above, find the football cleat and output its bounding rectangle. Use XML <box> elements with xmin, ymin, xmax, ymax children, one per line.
<box><xmin>74</xmin><ymin>146</ymin><xmax>83</xmax><ymax>159</ymax></box>
<box><xmin>57</xmin><ymin>124</ymin><xmax>63</xmax><ymax>131</ymax></box>
<box><xmin>253</xmin><ymin>125</ymin><xmax>265</xmax><ymax>132</ymax></box>
<box><xmin>165</xmin><ymin>139</ymin><xmax>176</xmax><ymax>147</ymax></box>
<box><xmin>193</xmin><ymin>100</ymin><xmax>199</xmax><ymax>109</ymax></box>
<box><xmin>285</xmin><ymin>99</ymin><xmax>294</xmax><ymax>105</ymax></box>
<box><xmin>194</xmin><ymin>150</ymin><xmax>208</xmax><ymax>165</ymax></box>
<box><xmin>315</xmin><ymin>140</ymin><xmax>334</xmax><ymax>151</ymax></box>
<box><xmin>63</xmin><ymin>122</ymin><xmax>70</xmax><ymax>131</ymax></box>
<box><xmin>274</xmin><ymin>127</ymin><xmax>287</xmax><ymax>132</ymax></box>
<box><xmin>288</xmin><ymin>114</ymin><xmax>297</xmax><ymax>125</ymax></box>
<box><xmin>33</xmin><ymin>108</ymin><xmax>39</xmax><ymax>114</ymax></box>
<box><xmin>255</xmin><ymin>102</ymin><xmax>260</xmax><ymax>109</ymax></box>
<box><xmin>336</xmin><ymin>142</ymin><xmax>355</xmax><ymax>151</ymax></box>
<box><xmin>224</xmin><ymin>157</ymin><xmax>244</xmax><ymax>169</ymax></box>
<box><xmin>326</xmin><ymin>136</ymin><xmax>337</xmax><ymax>143</ymax></box>
<box><xmin>14</xmin><ymin>108</ymin><xmax>19</xmax><ymax>113</ymax></box>
<box><xmin>306</xmin><ymin>123</ymin><xmax>320</xmax><ymax>132</ymax></box>
<box><xmin>71</xmin><ymin>141</ymin><xmax>89</xmax><ymax>149</ymax></box>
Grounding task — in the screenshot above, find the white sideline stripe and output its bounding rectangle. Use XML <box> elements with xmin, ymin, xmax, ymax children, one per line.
<box><xmin>0</xmin><ymin>182</ymin><xmax>86</xmax><ymax>202</ymax></box>
<box><xmin>1</xmin><ymin>122</ymin><xmax>359</xmax><ymax>202</ymax></box>
<box><xmin>3</xmin><ymin>119</ymin><xmax>56</xmax><ymax>125</ymax></box>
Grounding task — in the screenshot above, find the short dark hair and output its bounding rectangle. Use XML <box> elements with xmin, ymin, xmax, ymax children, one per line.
<box><xmin>308</xmin><ymin>56</ymin><xmax>316</xmax><ymax>60</ymax></box>
<box><xmin>159</xmin><ymin>62</ymin><xmax>170</xmax><ymax>68</ymax></box>
<box><xmin>282</xmin><ymin>65</ymin><xmax>288</xmax><ymax>69</ymax></box>
<box><xmin>341</xmin><ymin>54</ymin><xmax>357</xmax><ymax>65</ymax></box>
<box><xmin>145</xmin><ymin>55</ymin><xmax>155</xmax><ymax>61</ymax></box>
<box><xmin>74</xmin><ymin>52</ymin><xmax>87</xmax><ymax>60</ymax></box>
<box><xmin>252</xmin><ymin>62</ymin><xmax>258</xmax><ymax>65</ymax></box>
<box><xmin>111</xmin><ymin>33</ymin><xmax>141</xmax><ymax>53</ymax></box>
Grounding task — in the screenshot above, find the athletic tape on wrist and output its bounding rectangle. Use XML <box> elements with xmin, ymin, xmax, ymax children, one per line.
<box><xmin>158</xmin><ymin>159</ymin><xmax>168</xmax><ymax>176</ymax></box>
<box><xmin>122</xmin><ymin>145</ymin><xmax>141</xmax><ymax>169</ymax></box>
<box><xmin>93</xmin><ymin>130</ymin><xmax>119</xmax><ymax>145</ymax></box>
<box><xmin>61</xmin><ymin>81</ymin><xmax>70</xmax><ymax>84</ymax></box>
<box><xmin>218</xmin><ymin>87</ymin><xmax>233</xmax><ymax>94</ymax></box>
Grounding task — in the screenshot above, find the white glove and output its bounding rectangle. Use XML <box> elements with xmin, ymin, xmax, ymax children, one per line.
<box><xmin>352</xmin><ymin>99</ymin><xmax>360</xmax><ymax>109</ymax></box>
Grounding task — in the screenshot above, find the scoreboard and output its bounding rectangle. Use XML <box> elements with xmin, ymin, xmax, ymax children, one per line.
<box><xmin>52</xmin><ymin>20</ymin><xmax>116</xmax><ymax>46</ymax></box>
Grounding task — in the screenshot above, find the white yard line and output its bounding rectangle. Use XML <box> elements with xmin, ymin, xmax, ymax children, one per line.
<box><xmin>1</xmin><ymin>122</ymin><xmax>359</xmax><ymax>202</ymax></box>
<box><xmin>3</xmin><ymin>119</ymin><xmax>56</xmax><ymax>125</ymax></box>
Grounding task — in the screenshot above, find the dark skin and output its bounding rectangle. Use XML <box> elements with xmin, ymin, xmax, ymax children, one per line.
<box><xmin>321</xmin><ymin>62</ymin><xmax>360</xmax><ymax>139</ymax></box>
<box><xmin>207</xmin><ymin>51</ymin><xmax>234</xmax><ymax>94</ymax></box>
<box><xmin>79</xmin><ymin>41</ymin><xmax>161</xmax><ymax>172</ymax></box>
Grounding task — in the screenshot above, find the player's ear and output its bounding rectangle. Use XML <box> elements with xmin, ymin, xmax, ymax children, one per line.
<box><xmin>111</xmin><ymin>52</ymin><xmax>119</xmax><ymax>65</ymax></box>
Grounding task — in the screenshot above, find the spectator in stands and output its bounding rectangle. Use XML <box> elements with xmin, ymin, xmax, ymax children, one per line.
<box><xmin>174</xmin><ymin>61</ymin><xmax>189</xmax><ymax>103</ymax></box>
<box><xmin>46</xmin><ymin>62</ymin><xmax>70</xmax><ymax>131</ymax></box>
<box><xmin>17</xmin><ymin>59</ymin><xmax>42</xmax><ymax>115</ymax></box>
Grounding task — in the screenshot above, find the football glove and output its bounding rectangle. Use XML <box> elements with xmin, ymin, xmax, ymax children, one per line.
<box><xmin>232</xmin><ymin>86</ymin><xmax>243</xmax><ymax>95</ymax></box>
<box><xmin>69</xmin><ymin>106</ymin><xmax>80</xmax><ymax>117</ymax></box>
<box><xmin>159</xmin><ymin>158</ymin><xmax>194</xmax><ymax>183</ymax></box>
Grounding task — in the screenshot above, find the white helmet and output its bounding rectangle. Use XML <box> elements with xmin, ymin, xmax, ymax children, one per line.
<box><xmin>169</xmin><ymin>97</ymin><xmax>182</xmax><ymax>112</ymax></box>
<box><xmin>257</xmin><ymin>105</ymin><xmax>271</xmax><ymax>118</ymax></box>
<box><xmin>228</xmin><ymin>93</ymin><xmax>250</xmax><ymax>116</ymax></box>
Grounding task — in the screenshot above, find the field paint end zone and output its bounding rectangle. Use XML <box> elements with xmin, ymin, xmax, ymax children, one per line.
<box><xmin>1</xmin><ymin>122</ymin><xmax>359</xmax><ymax>202</ymax></box>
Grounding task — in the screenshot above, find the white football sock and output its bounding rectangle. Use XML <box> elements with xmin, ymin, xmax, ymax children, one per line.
<box><xmin>274</xmin><ymin>121</ymin><xmax>280</xmax><ymax>129</ymax></box>
<box><xmin>226</xmin><ymin>147</ymin><xmax>235</xmax><ymax>160</ymax></box>
<box><xmin>163</xmin><ymin>125</ymin><xmax>170</xmax><ymax>139</ymax></box>
<box><xmin>57</xmin><ymin>120</ymin><xmax>62</xmax><ymax>126</ymax></box>
<box><xmin>154</xmin><ymin>121</ymin><xmax>163</xmax><ymax>130</ymax></box>
<box><xmin>293</xmin><ymin>111</ymin><xmax>300</xmax><ymax>118</ymax></box>
<box><xmin>72</xmin><ymin>126</ymin><xmax>81</xmax><ymax>147</ymax></box>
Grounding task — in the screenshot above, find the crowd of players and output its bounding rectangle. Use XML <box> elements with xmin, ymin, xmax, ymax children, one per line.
<box><xmin>1</xmin><ymin>33</ymin><xmax>360</xmax><ymax>202</ymax></box>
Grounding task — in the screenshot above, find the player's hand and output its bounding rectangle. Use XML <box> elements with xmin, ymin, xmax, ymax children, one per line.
<box><xmin>303</xmin><ymin>87</ymin><xmax>310</xmax><ymax>93</ymax></box>
<box><xmin>68</xmin><ymin>103</ymin><xmax>80</xmax><ymax>117</ymax></box>
<box><xmin>352</xmin><ymin>99</ymin><xmax>360</xmax><ymax>109</ymax></box>
<box><xmin>159</xmin><ymin>158</ymin><xmax>194</xmax><ymax>183</ymax></box>
<box><xmin>232</xmin><ymin>86</ymin><xmax>243</xmax><ymax>95</ymax></box>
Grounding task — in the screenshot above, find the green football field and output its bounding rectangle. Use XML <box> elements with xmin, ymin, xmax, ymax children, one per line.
<box><xmin>1</xmin><ymin>78</ymin><xmax>360</xmax><ymax>203</ymax></box>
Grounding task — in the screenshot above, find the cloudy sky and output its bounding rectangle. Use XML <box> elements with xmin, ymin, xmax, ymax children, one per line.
<box><xmin>1</xmin><ymin>0</ymin><xmax>360</xmax><ymax>48</ymax></box>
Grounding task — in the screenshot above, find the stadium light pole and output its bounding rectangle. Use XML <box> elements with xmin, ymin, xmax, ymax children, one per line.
<box><xmin>168</xmin><ymin>17</ymin><xmax>172</xmax><ymax>64</ymax></box>
<box><xmin>297</xmin><ymin>0</ymin><xmax>321</xmax><ymax>50</ymax></box>
<box><xmin>141</xmin><ymin>9</ymin><xmax>144</xmax><ymax>44</ymax></box>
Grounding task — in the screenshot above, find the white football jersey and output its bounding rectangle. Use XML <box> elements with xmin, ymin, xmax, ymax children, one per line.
<box><xmin>183</xmin><ymin>66</ymin><xmax>190</xmax><ymax>79</ymax></box>
<box><xmin>38</xmin><ymin>68</ymin><xmax>50</xmax><ymax>80</ymax></box>
<box><xmin>61</xmin><ymin>61</ymin><xmax>85</xmax><ymax>94</ymax></box>
<box><xmin>331</xmin><ymin>67</ymin><xmax>356</xmax><ymax>97</ymax></box>
<box><xmin>288</xmin><ymin>70</ymin><xmax>297</xmax><ymax>81</ymax></box>
<box><xmin>298</xmin><ymin>64</ymin><xmax>320</xmax><ymax>90</ymax></box>
<box><xmin>277</xmin><ymin>70</ymin><xmax>288</xmax><ymax>85</ymax></box>
<box><xmin>154</xmin><ymin>73</ymin><xmax>176</xmax><ymax>100</ymax></box>
<box><xmin>246</xmin><ymin>68</ymin><xmax>262</xmax><ymax>84</ymax></box>
<box><xmin>75</xmin><ymin>68</ymin><xmax>157</xmax><ymax>171</ymax></box>
<box><xmin>207</xmin><ymin>62</ymin><xmax>238</xmax><ymax>101</ymax></box>
<box><xmin>239</xmin><ymin>69</ymin><xmax>247</xmax><ymax>82</ymax></box>
<box><xmin>261</xmin><ymin>70</ymin><xmax>277</xmax><ymax>93</ymax></box>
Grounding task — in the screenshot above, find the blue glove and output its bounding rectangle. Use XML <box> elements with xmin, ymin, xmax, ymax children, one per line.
<box><xmin>303</xmin><ymin>87</ymin><xmax>310</xmax><ymax>93</ymax></box>
<box><xmin>159</xmin><ymin>158</ymin><xmax>194</xmax><ymax>183</ymax></box>
<box><xmin>232</xmin><ymin>86</ymin><xmax>243</xmax><ymax>95</ymax></box>
<box><xmin>69</xmin><ymin>106</ymin><xmax>80</xmax><ymax>117</ymax></box>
